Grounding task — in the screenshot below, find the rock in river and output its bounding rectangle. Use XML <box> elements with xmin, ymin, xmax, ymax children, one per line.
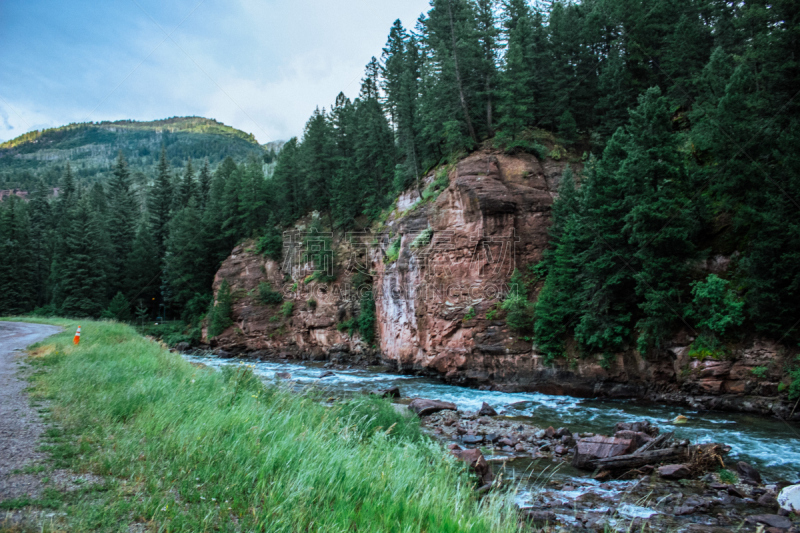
<box><xmin>408</xmin><ymin>399</ymin><xmax>457</xmax><ymax>417</ymax></box>
<box><xmin>478</xmin><ymin>402</ymin><xmax>498</xmax><ymax>417</ymax></box>
<box><xmin>275</xmin><ymin>372</ymin><xmax>292</xmax><ymax>379</ymax></box>
<box><xmin>371</xmin><ymin>386</ymin><xmax>401</xmax><ymax>399</ymax></box>
<box><xmin>736</xmin><ymin>461</ymin><xmax>762</xmax><ymax>484</ymax></box>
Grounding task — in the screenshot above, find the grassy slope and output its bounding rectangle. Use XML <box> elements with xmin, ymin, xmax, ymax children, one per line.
<box><xmin>6</xmin><ymin>319</ymin><xmax>519</xmax><ymax>532</ymax></box>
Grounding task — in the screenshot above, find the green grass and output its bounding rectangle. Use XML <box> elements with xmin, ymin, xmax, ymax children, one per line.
<box><xmin>7</xmin><ymin>318</ymin><xmax>519</xmax><ymax>532</ymax></box>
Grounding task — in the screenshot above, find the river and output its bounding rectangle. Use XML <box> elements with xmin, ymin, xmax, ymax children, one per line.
<box><xmin>183</xmin><ymin>353</ymin><xmax>800</xmax><ymax>482</ymax></box>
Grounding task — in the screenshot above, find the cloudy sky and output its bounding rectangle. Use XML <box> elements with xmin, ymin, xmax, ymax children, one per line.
<box><xmin>0</xmin><ymin>0</ymin><xmax>431</xmax><ymax>144</ymax></box>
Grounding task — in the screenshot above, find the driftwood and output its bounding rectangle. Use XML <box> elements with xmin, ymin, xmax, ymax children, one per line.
<box><xmin>633</xmin><ymin>431</ymin><xmax>673</xmax><ymax>454</ymax></box>
<box><xmin>595</xmin><ymin>446</ymin><xmax>688</xmax><ymax>470</ymax></box>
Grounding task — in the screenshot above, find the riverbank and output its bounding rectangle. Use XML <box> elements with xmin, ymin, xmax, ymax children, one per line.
<box><xmin>184</xmin><ymin>351</ymin><xmax>800</xmax><ymax>531</ymax></box>
<box><xmin>0</xmin><ymin>319</ymin><xmax>519</xmax><ymax>532</ymax></box>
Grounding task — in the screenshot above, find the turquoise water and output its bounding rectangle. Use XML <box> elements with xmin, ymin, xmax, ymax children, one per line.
<box><xmin>183</xmin><ymin>354</ymin><xmax>800</xmax><ymax>481</ymax></box>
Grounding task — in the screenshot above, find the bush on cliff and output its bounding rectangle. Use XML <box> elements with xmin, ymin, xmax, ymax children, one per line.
<box><xmin>207</xmin><ymin>280</ymin><xmax>233</xmax><ymax>338</ymax></box>
<box><xmin>19</xmin><ymin>319</ymin><xmax>518</xmax><ymax>531</ymax></box>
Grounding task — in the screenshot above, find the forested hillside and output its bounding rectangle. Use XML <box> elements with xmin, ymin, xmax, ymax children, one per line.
<box><xmin>1</xmin><ymin>0</ymin><xmax>798</xmax><ymax>363</ymax></box>
<box><xmin>0</xmin><ymin>117</ymin><xmax>277</xmax><ymax>191</ymax></box>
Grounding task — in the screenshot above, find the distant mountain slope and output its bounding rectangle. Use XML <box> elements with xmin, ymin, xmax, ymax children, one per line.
<box><xmin>0</xmin><ymin>117</ymin><xmax>275</xmax><ymax>190</ymax></box>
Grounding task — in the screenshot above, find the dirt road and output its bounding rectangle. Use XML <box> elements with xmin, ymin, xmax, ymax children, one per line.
<box><xmin>0</xmin><ymin>321</ymin><xmax>61</xmax><ymax>502</ymax></box>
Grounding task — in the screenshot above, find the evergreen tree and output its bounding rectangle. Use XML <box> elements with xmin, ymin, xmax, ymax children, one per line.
<box><xmin>163</xmin><ymin>199</ymin><xmax>207</xmax><ymax>310</ymax></box>
<box><xmin>197</xmin><ymin>159</ymin><xmax>212</xmax><ymax>211</ymax></box>
<box><xmin>126</xmin><ymin>217</ymin><xmax>160</xmax><ymax>314</ymax></box>
<box><xmin>107</xmin><ymin>151</ymin><xmax>138</xmax><ymax>296</ymax></box>
<box><xmin>58</xmin><ymin>195</ymin><xmax>109</xmax><ymax>317</ymax></box>
<box><xmin>0</xmin><ymin>196</ymin><xmax>36</xmax><ymax>314</ymax></box>
<box><xmin>173</xmin><ymin>157</ymin><xmax>196</xmax><ymax>212</ymax></box>
<box><xmin>150</xmin><ymin>146</ymin><xmax>173</xmax><ymax>258</ymax></box>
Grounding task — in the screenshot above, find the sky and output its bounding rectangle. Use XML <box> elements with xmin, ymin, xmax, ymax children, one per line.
<box><xmin>0</xmin><ymin>0</ymin><xmax>431</xmax><ymax>144</ymax></box>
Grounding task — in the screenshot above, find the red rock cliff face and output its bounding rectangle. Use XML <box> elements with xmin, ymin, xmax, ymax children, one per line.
<box><xmin>209</xmin><ymin>150</ymin><xmax>798</xmax><ymax>419</ymax></box>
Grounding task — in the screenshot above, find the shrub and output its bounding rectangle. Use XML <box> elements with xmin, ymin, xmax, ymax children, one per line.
<box><xmin>208</xmin><ymin>280</ymin><xmax>233</xmax><ymax>338</ymax></box>
<box><xmin>751</xmin><ymin>366</ymin><xmax>768</xmax><ymax>378</ymax></box>
<box><xmin>718</xmin><ymin>468</ymin><xmax>738</xmax><ymax>484</ymax></box>
<box><xmin>501</xmin><ymin>269</ymin><xmax>533</xmax><ymax>332</ymax></box>
<box><xmin>255</xmin><ymin>228</ymin><xmax>283</xmax><ymax>261</ymax></box>
<box><xmin>358</xmin><ymin>291</ymin><xmax>376</xmax><ymax>344</ymax></box>
<box><xmin>337</xmin><ymin>317</ymin><xmax>357</xmax><ymax>335</ymax></box>
<box><xmin>307</xmin><ymin>298</ymin><xmax>317</xmax><ymax>310</ymax></box>
<box><xmin>281</xmin><ymin>300</ymin><xmax>294</xmax><ymax>318</ymax></box>
<box><xmin>102</xmin><ymin>292</ymin><xmax>131</xmax><ymax>322</ymax></box>
<box><xmin>258</xmin><ymin>282</ymin><xmax>283</xmax><ymax>305</ymax></box>
<box><xmin>789</xmin><ymin>356</ymin><xmax>800</xmax><ymax>400</ymax></box>
<box><xmin>687</xmin><ymin>334</ymin><xmax>725</xmax><ymax>361</ymax></box>
<box><xmin>688</xmin><ymin>274</ymin><xmax>744</xmax><ymax>336</ymax></box>
<box><xmin>385</xmin><ymin>237</ymin><xmax>401</xmax><ymax>264</ymax></box>
<box><xmin>410</xmin><ymin>227</ymin><xmax>433</xmax><ymax>250</ymax></box>
<box><xmin>463</xmin><ymin>307</ymin><xmax>476</xmax><ymax>321</ymax></box>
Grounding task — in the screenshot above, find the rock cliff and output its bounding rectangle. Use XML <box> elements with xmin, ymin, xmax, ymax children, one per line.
<box><xmin>207</xmin><ymin>149</ymin><xmax>799</xmax><ymax>420</ymax></box>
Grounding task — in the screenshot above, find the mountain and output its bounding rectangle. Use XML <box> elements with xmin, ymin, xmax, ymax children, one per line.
<box><xmin>0</xmin><ymin>117</ymin><xmax>275</xmax><ymax>191</ymax></box>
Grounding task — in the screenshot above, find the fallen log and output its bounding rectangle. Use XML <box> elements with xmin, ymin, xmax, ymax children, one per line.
<box><xmin>595</xmin><ymin>446</ymin><xmax>688</xmax><ymax>470</ymax></box>
<box><xmin>633</xmin><ymin>431</ymin><xmax>673</xmax><ymax>454</ymax></box>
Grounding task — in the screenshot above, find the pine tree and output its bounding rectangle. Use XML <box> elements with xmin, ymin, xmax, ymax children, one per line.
<box><xmin>150</xmin><ymin>146</ymin><xmax>173</xmax><ymax>258</ymax></box>
<box><xmin>272</xmin><ymin>139</ymin><xmax>303</xmax><ymax>226</ymax></box>
<box><xmin>497</xmin><ymin>0</ymin><xmax>537</xmax><ymax>142</ymax></box>
<box><xmin>534</xmin><ymin>165</ymin><xmax>584</xmax><ymax>360</ymax></box>
<box><xmin>163</xmin><ymin>199</ymin><xmax>207</xmax><ymax>310</ymax></box>
<box><xmin>126</xmin><ymin>217</ymin><xmax>160</xmax><ymax>314</ymax></box>
<box><xmin>0</xmin><ymin>196</ymin><xmax>36</xmax><ymax>315</ymax></box>
<box><xmin>107</xmin><ymin>151</ymin><xmax>138</xmax><ymax>296</ymax></box>
<box><xmin>27</xmin><ymin>181</ymin><xmax>54</xmax><ymax>308</ymax></box>
<box><xmin>103</xmin><ymin>291</ymin><xmax>132</xmax><ymax>321</ymax></box>
<box><xmin>58</xmin><ymin>195</ymin><xmax>109</xmax><ymax>318</ymax></box>
<box><xmin>197</xmin><ymin>159</ymin><xmax>212</xmax><ymax>211</ymax></box>
<box><xmin>173</xmin><ymin>157</ymin><xmax>196</xmax><ymax>212</ymax></box>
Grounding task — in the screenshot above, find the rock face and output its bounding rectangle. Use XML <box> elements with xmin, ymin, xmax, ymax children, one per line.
<box><xmin>207</xmin><ymin>149</ymin><xmax>799</xmax><ymax>418</ymax></box>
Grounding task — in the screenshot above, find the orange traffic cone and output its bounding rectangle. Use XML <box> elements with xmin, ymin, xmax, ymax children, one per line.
<box><xmin>73</xmin><ymin>326</ymin><xmax>81</xmax><ymax>345</ymax></box>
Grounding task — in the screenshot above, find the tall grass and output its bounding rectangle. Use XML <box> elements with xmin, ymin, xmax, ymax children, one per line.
<box><xmin>17</xmin><ymin>320</ymin><xmax>520</xmax><ymax>532</ymax></box>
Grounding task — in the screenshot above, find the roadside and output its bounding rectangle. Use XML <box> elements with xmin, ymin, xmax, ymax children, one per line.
<box><xmin>0</xmin><ymin>319</ymin><xmax>519</xmax><ymax>532</ymax></box>
<box><xmin>0</xmin><ymin>321</ymin><xmax>63</xmax><ymax>530</ymax></box>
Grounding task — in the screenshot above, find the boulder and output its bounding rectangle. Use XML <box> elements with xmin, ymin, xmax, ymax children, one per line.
<box><xmin>555</xmin><ymin>427</ymin><xmax>571</xmax><ymax>438</ymax></box>
<box><xmin>174</xmin><ymin>341</ymin><xmax>191</xmax><ymax>352</ymax></box>
<box><xmin>745</xmin><ymin>514</ymin><xmax>793</xmax><ymax>529</ymax></box>
<box><xmin>778</xmin><ymin>484</ymin><xmax>800</xmax><ymax>512</ymax></box>
<box><xmin>545</xmin><ymin>426</ymin><xmax>557</xmax><ymax>439</ymax></box>
<box><xmin>408</xmin><ymin>399</ymin><xmax>457</xmax><ymax>417</ymax></box>
<box><xmin>451</xmin><ymin>448</ymin><xmax>494</xmax><ymax>486</ymax></box>
<box><xmin>371</xmin><ymin>386</ymin><xmax>401</xmax><ymax>399</ymax></box>
<box><xmin>275</xmin><ymin>372</ymin><xmax>292</xmax><ymax>379</ymax></box>
<box><xmin>658</xmin><ymin>464</ymin><xmax>692</xmax><ymax>480</ymax></box>
<box><xmin>318</xmin><ymin>371</ymin><xmax>335</xmax><ymax>379</ymax></box>
<box><xmin>614</xmin><ymin>430</ymin><xmax>653</xmax><ymax>449</ymax></box>
<box><xmin>572</xmin><ymin>436</ymin><xmax>634</xmax><ymax>469</ymax></box>
<box><xmin>478</xmin><ymin>402</ymin><xmax>498</xmax><ymax>417</ymax></box>
<box><xmin>462</xmin><ymin>434</ymin><xmax>484</xmax><ymax>445</ymax></box>
<box><xmin>758</xmin><ymin>493</ymin><xmax>779</xmax><ymax>508</ymax></box>
<box><xmin>736</xmin><ymin>461</ymin><xmax>763</xmax><ymax>484</ymax></box>
<box><xmin>614</xmin><ymin>420</ymin><xmax>659</xmax><ymax>437</ymax></box>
